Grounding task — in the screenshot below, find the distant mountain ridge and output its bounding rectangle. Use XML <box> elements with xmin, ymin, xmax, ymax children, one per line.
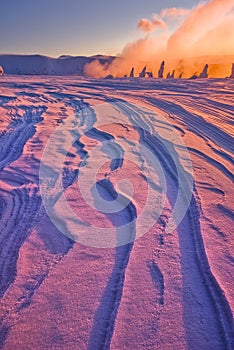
<box><xmin>0</xmin><ymin>54</ymin><xmax>115</xmax><ymax>75</ymax></box>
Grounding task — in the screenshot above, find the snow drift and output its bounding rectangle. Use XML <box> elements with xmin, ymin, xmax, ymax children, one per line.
<box><xmin>0</xmin><ymin>76</ymin><xmax>233</xmax><ymax>349</ymax></box>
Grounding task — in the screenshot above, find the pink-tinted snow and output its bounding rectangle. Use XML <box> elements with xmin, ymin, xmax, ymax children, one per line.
<box><xmin>0</xmin><ymin>76</ymin><xmax>233</xmax><ymax>350</ymax></box>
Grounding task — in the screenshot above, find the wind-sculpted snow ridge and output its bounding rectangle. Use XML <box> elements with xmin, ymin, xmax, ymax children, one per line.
<box><xmin>0</xmin><ymin>186</ymin><xmax>41</xmax><ymax>297</ymax></box>
<box><xmin>88</xmin><ymin>179</ymin><xmax>136</xmax><ymax>350</ymax></box>
<box><xmin>110</xmin><ymin>100</ymin><xmax>234</xmax><ymax>349</ymax></box>
<box><xmin>0</xmin><ymin>76</ymin><xmax>233</xmax><ymax>350</ymax></box>
<box><xmin>0</xmin><ymin>106</ymin><xmax>46</xmax><ymax>171</ymax></box>
<box><xmin>0</xmin><ymin>105</ymin><xmax>47</xmax><ymax>299</ymax></box>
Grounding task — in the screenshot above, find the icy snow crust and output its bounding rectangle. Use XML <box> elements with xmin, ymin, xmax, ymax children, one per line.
<box><xmin>0</xmin><ymin>76</ymin><xmax>233</xmax><ymax>350</ymax></box>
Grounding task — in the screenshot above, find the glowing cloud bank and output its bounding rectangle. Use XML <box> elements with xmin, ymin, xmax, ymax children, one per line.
<box><xmin>85</xmin><ymin>0</ymin><xmax>234</xmax><ymax>78</ymax></box>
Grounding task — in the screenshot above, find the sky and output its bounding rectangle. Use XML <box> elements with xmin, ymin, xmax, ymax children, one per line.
<box><xmin>0</xmin><ymin>0</ymin><xmax>197</xmax><ymax>57</ymax></box>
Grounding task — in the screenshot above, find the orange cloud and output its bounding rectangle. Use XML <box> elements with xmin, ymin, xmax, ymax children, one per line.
<box><xmin>137</xmin><ymin>18</ymin><xmax>166</xmax><ymax>33</ymax></box>
<box><xmin>167</xmin><ymin>0</ymin><xmax>234</xmax><ymax>57</ymax></box>
<box><xmin>137</xmin><ymin>7</ymin><xmax>190</xmax><ymax>33</ymax></box>
<box><xmin>85</xmin><ymin>0</ymin><xmax>234</xmax><ymax>78</ymax></box>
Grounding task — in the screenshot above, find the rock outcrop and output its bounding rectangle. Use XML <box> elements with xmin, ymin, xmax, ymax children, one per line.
<box><xmin>105</xmin><ymin>74</ymin><xmax>114</xmax><ymax>79</ymax></box>
<box><xmin>199</xmin><ymin>64</ymin><xmax>209</xmax><ymax>78</ymax></box>
<box><xmin>189</xmin><ymin>72</ymin><xmax>198</xmax><ymax>79</ymax></box>
<box><xmin>229</xmin><ymin>63</ymin><xmax>234</xmax><ymax>78</ymax></box>
<box><xmin>166</xmin><ymin>70</ymin><xmax>175</xmax><ymax>79</ymax></box>
<box><xmin>158</xmin><ymin>61</ymin><xmax>165</xmax><ymax>78</ymax></box>
<box><xmin>130</xmin><ymin>67</ymin><xmax>135</xmax><ymax>78</ymax></box>
<box><xmin>139</xmin><ymin>66</ymin><xmax>147</xmax><ymax>78</ymax></box>
<box><xmin>146</xmin><ymin>71</ymin><xmax>153</xmax><ymax>78</ymax></box>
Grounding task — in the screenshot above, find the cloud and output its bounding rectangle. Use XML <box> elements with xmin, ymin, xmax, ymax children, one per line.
<box><xmin>167</xmin><ymin>0</ymin><xmax>234</xmax><ymax>57</ymax></box>
<box><xmin>85</xmin><ymin>0</ymin><xmax>234</xmax><ymax>78</ymax></box>
<box><xmin>137</xmin><ymin>18</ymin><xmax>166</xmax><ymax>33</ymax></box>
<box><xmin>137</xmin><ymin>7</ymin><xmax>190</xmax><ymax>33</ymax></box>
<box><xmin>160</xmin><ymin>7</ymin><xmax>191</xmax><ymax>19</ymax></box>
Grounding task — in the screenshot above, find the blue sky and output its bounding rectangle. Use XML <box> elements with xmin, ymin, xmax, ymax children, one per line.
<box><xmin>0</xmin><ymin>0</ymin><xmax>197</xmax><ymax>57</ymax></box>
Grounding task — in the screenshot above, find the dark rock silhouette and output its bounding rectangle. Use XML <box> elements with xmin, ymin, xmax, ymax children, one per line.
<box><xmin>146</xmin><ymin>71</ymin><xmax>153</xmax><ymax>78</ymax></box>
<box><xmin>139</xmin><ymin>66</ymin><xmax>147</xmax><ymax>78</ymax></box>
<box><xmin>199</xmin><ymin>64</ymin><xmax>209</xmax><ymax>78</ymax></box>
<box><xmin>178</xmin><ymin>73</ymin><xmax>183</xmax><ymax>79</ymax></box>
<box><xmin>0</xmin><ymin>66</ymin><xmax>4</xmax><ymax>75</ymax></box>
<box><xmin>229</xmin><ymin>63</ymin><xmax>234</xmax><ymax>78</ymax></box>
<box><xmin>166</xmin><ymin>70</ymin><xmax>175</xmax><ymax>79</ymax></box>
<box><xmin>129</xmin><ymin>67</ymin><xmax>135</xmax><ymax>78</ymax></box>
<box><xmin>158</xmin><ymin>61</ymin><xmax>165</xmax><ymax>78</ymax></box>
<box><xmin>189</xmin><ymin>72</ymin><xmax>198</xmax><ymax>80</ymax></box>
<box><xmin>105</xmin><ymin>74</ymin><xmax>114</xmax><ymax>79</ymax></box>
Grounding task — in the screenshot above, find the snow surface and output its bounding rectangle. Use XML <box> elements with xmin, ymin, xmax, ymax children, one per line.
<box><xmin>0</xmin><ymin>76</ymin><xmax>233</xmax><ymax>350</ymax></box>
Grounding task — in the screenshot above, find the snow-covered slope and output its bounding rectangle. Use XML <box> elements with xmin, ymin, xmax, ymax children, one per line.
<box><xmin>0</xmin><ymin>76</ymin><xmax>233</xmax><ymax>350</ymax></box>
<box><xmin>0</xmin><ymin>54</ymin><xmax>114</xmax><ymax>75</ymax></box>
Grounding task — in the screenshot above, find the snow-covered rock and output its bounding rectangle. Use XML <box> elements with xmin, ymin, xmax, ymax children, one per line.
<box><xmin>158</xmin><ymin>61</ymin><xmax>165</xmax><ymax>78</ymax></box>
<box><xmin>105</xmin><ymin>74</ymin><xmax>114</xmax><ymax>79</ymax></box>
<box><xmin>139</xmin><ymin>66</ymin><xmax>147</xmax><ymax>78</ymax></box>
<box><xmin>229</xmin><ymin>63</ymin><xmax>234</xmax><ymax>78</ymax></box>
<box><xmin>189</xmin><ymin>72</ymin><xmax>198</xmax><ymax>79</ymax></box>
<box><xmin>166</xmin><ymin>70</ymin><xmax>175</xmax><ymax>79</ymax></box>
<box><xmin>146</xmin><ymin>71</ymin><xmax>153</xmax><ymax>78</ymax></box>
<box><xmin>199</xmin><ymin>64</ymin><xmax>209</xmax><ymax>78</ymax></box>
<box><xmin>129</xmin><ymin>67</ymin><xmax>134</xmax><ymax>78</ymax></box>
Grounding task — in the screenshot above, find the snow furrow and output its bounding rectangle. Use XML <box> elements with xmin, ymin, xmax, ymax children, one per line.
<box><xmin>68</xmin><ymin>97</ymin><xmax>125</xmax><ymax>171</ymax></box>
<box><xmin>0</xmin><ymin>106</ymin><xmax>46</xmax><ymax>171</ymax></box>
<box><xmin>148</xmin><ymin>260</ymin><xmax>165</xmax><ymax>306</ymax></box>
<box><xmin>112</xmin><ymin>100</ymin><xmax>233</xmax><ymax>349</ymax></box>
<box><xmin>187</xmin><ymin>196</ymin><xmax>234</xmax><ymax>350</ymax></box>
<box><xmin>150</xmin><ymin>139</ymin><xmax>233</xmax><ymax>349</ymax></box>
<box><xmin>0</xmin><ymin>77</ymin><xmax>233</xmax><ymax>350</ymax></box>
<box><xmin>145</xmin><ymin>97</ymin><xmax>234</xmax><ymax>154</ymax></box>
<box><xmin>0</xmin><ymin>186</ymin><xmax>41</xmax><ymax>297</ymax></box>
<box><xmin>188</xmin><ymin>148</ymin><xmax>234</xmax><ymax>181</ymax></box>
<box><xmin>0</xmin><ymin>106</ymin><xmax>47</xmax><ymax>300</ymax></box>
<box><xmin>88</xmin><ymin>179</ymin><xmax>136</xmax><ymax>350</ymax></box>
